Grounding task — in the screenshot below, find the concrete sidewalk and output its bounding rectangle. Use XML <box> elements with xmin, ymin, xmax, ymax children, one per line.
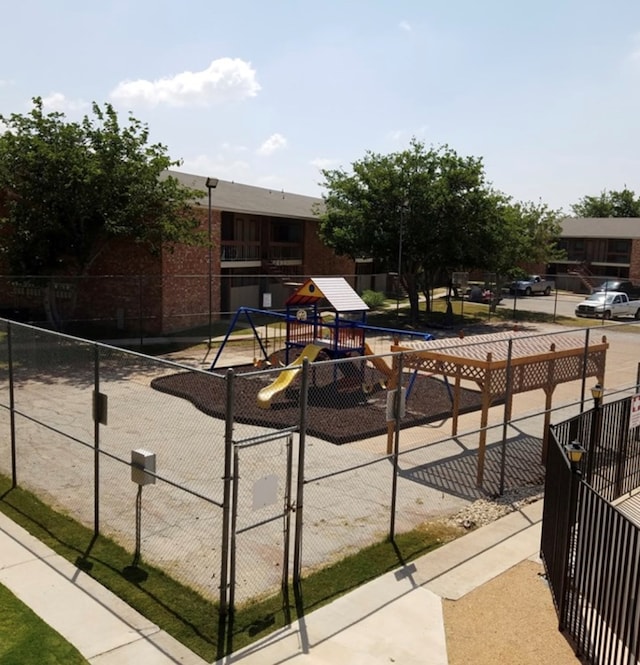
<box><xmin>0</xmin><ymin>501</ymin><xmax>543</xmax><ymax>664</ymax></box>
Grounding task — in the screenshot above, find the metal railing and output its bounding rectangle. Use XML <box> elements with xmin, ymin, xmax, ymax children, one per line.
<box><xmin>543</xmin><ymin>397</ymin><xmax>640</xmax><ymax>664</ymax></box>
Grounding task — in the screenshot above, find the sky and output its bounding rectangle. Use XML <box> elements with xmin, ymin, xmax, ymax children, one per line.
<box><xmin>2</xmin><ymin>0</ymin><xmax>640</xmax><ymax>212</ymax></box>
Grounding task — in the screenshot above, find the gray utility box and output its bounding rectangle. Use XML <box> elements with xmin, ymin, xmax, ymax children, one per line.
<box><xmin>131</xmin><ymin>449</ymin><xmax>156</xmax><ymax>486</ymax></box>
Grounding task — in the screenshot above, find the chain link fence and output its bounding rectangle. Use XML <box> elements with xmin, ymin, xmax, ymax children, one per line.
<box><xmin>2</xmin><ymin>270</ymin><xmax>631</xmax><ymax>342</ymax></box>
<box><xmin>0</xmin><ymin>319</ymin><xmax>637</xmax><ymax>618</ymax></box>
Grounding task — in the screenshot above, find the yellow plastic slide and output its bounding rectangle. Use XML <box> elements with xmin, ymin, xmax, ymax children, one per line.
<box><xmin>257</xmin><ymin>344</ymin><xmax>323</xmax><ymax>409</ymax></box>
<box><xmin>363</xmin><ymin>343</ymin><xmax>393</xmax><ymax>378</ymax></box>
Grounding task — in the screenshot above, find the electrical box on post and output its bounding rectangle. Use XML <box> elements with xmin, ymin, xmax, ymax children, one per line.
<box><xmin>385</xmin><ymin>388</ymin><xmax>406</xmax><ymax>422</ymax></box>
<box><xmin>131</xmin><ymin>449</ymin><xmax>156</xmax><ymax>485</ymax></box>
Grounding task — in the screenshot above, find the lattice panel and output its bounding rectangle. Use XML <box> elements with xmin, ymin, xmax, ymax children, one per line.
<box><xmin>488</xmin><ymin>349</ymin><xmax>606</xmax><ymax>398</ymax></box>
<box><xmin>400</xmin><ymin>342</ymin><xmax>608</xmax><ymax>402</ymax></box>
<box><xmin>402</xmin><ymin>354</ymin><xmax>486</xmax><ymax>383</ymax></box>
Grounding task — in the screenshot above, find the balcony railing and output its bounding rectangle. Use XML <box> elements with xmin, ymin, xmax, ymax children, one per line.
<box><xmin>220</xmin><ymin>243</ymin><xmax>261</xmax><ymax>262</ymax></box>
<box><xmin>220</xmin><ymin>242</ymin><xmax>303</xmax><ymax>263</ymax></box>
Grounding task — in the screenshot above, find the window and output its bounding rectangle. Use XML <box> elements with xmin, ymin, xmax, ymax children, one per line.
<box><xmin>221</xmin><ymin>212</ymin><xmax>259</xmax><ymax>242</ymax></box>
<box><xmin>606</xmin><ymin>239</ymin><xmax>631</xmax><ymax>264</ymax></box>
<box><xmin>271</xmin><ymin>219</ymin><xmax>302</xmax><ymax>243</ymax></box>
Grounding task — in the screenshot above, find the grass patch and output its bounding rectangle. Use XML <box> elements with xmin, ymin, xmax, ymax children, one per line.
<box><xmin>0</xmin><ymin>476</ymin><xmax>460</xmax><ymax>660</ymax></box>
<box><xmin>0</xmin><ymin>583</ymin><xmax>89</xmax><ymax>664</ymax></box>
<box><xmin>368</xmin><ymin>296</ymin><xmax>591</xmax><ymax>330</ymax></box>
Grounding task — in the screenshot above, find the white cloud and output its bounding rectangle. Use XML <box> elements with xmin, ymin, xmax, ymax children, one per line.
<box><xmin>41</xmin><ymin>92</ymin><xmax>89</xmax><ymax>113</ymax></box>
<box><xmin>310</xmin><ymin>157</ymin><xmax>338</xmax><ymax>170</ymax></box>
<box><xmin>257</xmin><ymin>133</ymin><xmax>287</xmax><ymax>156</ymax></box>
<box><xmin>221</xmin><ymin>142</ymin><xmax>249</xmax><ymax>153</ymax></box>
<box><xmin>178</xmin><ymin>153</ymin><xmax>250</xmax><ymax>181</ymax></box>
<box><xmin>399</xmin><ymin>20</ymin><xmax>412</xmax><ymax>32</ymax></box>
<box><xmin>110</xmin><ymin>58</ymin><xmax>261</xmax><ymax>107</ymax></box>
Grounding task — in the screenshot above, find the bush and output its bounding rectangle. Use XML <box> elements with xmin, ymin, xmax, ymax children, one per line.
<box><xmin>361</xmin><ymin>290</ymin><xmax>386</xmax><ymax>309</ymax></box>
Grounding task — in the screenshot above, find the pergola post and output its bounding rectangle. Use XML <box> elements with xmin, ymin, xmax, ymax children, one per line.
<box><xmin>476</xmin><ymin>352</ymin><xmax>493</xmax><ymax>487</ymax></box>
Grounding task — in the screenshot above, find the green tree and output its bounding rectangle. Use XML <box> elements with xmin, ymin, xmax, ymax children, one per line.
<box><xmin>317</xmin><ymin>140</ymin><xmax>495</xmax><ymax>323</ymax></box>
<box><xmin>0</xmin><ymin>98</ymin><xmax>202</xmax><ymax>326</ymax></box>
<box><xmin>571</xmin><ymin>187</ymin><xmax>640</xmax><ymax>217</ymax></box>
<box><xmin>480</xmin><ymin>197</ymin><xmax>564</xmax><ymax>309</ymax></box>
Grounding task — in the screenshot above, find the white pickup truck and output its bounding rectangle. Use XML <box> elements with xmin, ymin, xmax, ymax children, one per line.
<box><xmin>575</xmin><ymin>291</ymin><xmax>640</xmax><ymax>320</ymax></box>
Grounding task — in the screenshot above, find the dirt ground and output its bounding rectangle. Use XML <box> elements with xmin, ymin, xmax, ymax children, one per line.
<box><xmin>444</xmin><ymin>559</ymin><xmax>583</xmax><ymax>664</ymax></box>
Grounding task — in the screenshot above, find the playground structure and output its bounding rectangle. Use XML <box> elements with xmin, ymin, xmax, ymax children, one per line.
<box><xmin>256</xmin><ymin>343</ymin><xmax>323</xmax><ymax>409</ymax></box>
<box><xmin>209</xmin><ymin>277</ymin><xmax>436</xmax><ymax>409</ymax></box>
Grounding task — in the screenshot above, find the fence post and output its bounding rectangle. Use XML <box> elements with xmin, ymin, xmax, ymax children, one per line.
<box><xmin>219</xmin><ymin>368</ymin><xmax>235</xmax><ymax>619</ymax></box>
<box><xmin>7</xmin><ymin>323</ymin><xmax>16</xmax><ymax>487</ymax></box>
<box><xmin>93</xmin><ymin>344</ymin><xmax>100</xmax><ymax>535</ymax></box>
<box><xmin>389</xmin><ymin>353</ymin><xmax>404</xmax><ymax>541</ymax></box>
<box><xmin>293</xmin><ymin>358</ymin><xmax>310</xmax><ymax>588</ymax></box>
<box><xmin>498</xmin><ymin>339</ymin><xmax>513</xmax><ymax>496</ymax></box>
<box><xmin>559</xmin><ymin>464</ymin><xmax>581</xmax><ymax>631</ymax></box>
<box><xmin>579</xmin><ymin>328</ymin><xmax>591</xmax><ymax>413</ymax></box>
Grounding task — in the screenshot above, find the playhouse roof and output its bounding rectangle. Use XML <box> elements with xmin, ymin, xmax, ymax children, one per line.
<box><xmin>286</xmin><ymin>277</ymin><xmax>369</xmax><ymax>312</ymax></box>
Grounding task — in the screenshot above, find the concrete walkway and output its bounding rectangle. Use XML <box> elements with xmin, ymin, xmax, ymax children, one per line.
<box><xmin>0</xmin><ymin>501</ymin><xmax>543</xmax><ymax>664</ymax></box>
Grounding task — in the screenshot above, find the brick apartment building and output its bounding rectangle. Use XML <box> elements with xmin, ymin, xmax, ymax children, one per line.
<box><xmin>549</xmin><ymin>217</ymin><xmax>640</xmax><ymax>290</ymax></box>
<box><xmin>1</xmin><ymin>171</ymin><xmax>379</xmax><ymax>336</ymax></box>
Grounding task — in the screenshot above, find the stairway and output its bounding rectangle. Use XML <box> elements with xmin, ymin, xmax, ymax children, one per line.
<box><xmin>567</xmin><ymin>262</ymin><xmax>595</xmax><ymax>292</ymax></box>
<box><xmin>262</xmin><ymin>260</ymin><xmax>299</xmax><ymax>286</ymax></box>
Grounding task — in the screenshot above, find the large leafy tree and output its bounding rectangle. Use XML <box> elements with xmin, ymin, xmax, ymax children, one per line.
<box><xmin>318</xmin><ymin>140</ymin><xmax>496</xmax><ymax>322</ymax></box>
<box><xmin>571</xmin><ymin>187</ymin><xmax>640</xmax><ymax>217</ymax></box>
<box><xmin>0</xmin><ymin>97</ymin><xmax>202</xmax><ymax>279</ymax></box>
<box><xmin>318</xmin><ymin>140</ymin><xmax>564</xmax><ymax>322</ymax></box>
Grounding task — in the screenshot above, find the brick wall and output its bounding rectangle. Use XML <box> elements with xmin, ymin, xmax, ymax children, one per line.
<box><xmin>160</xmin><ymin>207</ymin><xmax>221</xmax><ymax>333</ymax></box>
<box><xmin>303</xmin><ymin>220</ymin><xmax>355</xmax><ymax>277</ymax></box>
<box><xmin>630</xmin><ymin>239</ymin><xmax>640</xmax><ymax>283</ymax></box>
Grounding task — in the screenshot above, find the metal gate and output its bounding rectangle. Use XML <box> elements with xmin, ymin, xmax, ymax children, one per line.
<box><xmin>229</xmin><ymin>427</ymin><xmax>297</xmax><ymax>617</ymax></box>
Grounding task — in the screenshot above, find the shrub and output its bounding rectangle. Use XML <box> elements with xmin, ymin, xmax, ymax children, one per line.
<box><xmin>361</xmin><ymin>290</ymin><xmax>386</xmax><ymax>309</ymax></box>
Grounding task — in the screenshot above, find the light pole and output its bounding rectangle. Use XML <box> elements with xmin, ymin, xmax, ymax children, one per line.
<box><xmin>206</xmin><ymin>177</ymin><xmax>219</xmax><ymax>347</ymax></box>
<box><xmin>395</xmin><ymin>196</ymin><xmax>408</xmax><ymax>325</ymax></box>
<box><xmin>586</xmin><ymin>383</ymin><xmax>603</xmax><ymax>484</ymax></box>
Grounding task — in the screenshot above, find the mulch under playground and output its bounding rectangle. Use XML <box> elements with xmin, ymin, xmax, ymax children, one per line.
<box><xmin>151</xmin><ymin>349</ymin><xmax>485</xmax><ymax>445</ymax></box>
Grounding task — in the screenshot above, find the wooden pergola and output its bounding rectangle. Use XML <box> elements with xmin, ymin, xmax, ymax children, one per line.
<box><xmin>389</xmin><ymin>330</ymin><xmax>608</xmax><ymax>486</ymax></box>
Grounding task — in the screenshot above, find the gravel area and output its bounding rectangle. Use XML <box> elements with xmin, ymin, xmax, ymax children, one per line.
<box><xmin>444</xmin><ymin>484</ymin><xmax>544</xmax><ymax>530</ymax></box>
<box><xmin>444</xmin><ymin>559</ymin><xmax>581</xmax><ymax>664</ymax></box>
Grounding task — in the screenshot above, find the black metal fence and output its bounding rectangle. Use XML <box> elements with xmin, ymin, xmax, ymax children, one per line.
<box><xmin>543</xmin><ymin>395</ymin><xmax>640</xmax><ymax>664</ymax></box>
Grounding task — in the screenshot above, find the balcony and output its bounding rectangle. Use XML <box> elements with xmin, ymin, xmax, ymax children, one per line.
<box><xmin>266</xmin><ymin>243</ymin><xmax>303</xmax><ymax>263</ymax></box>
<box><xmin>220</xmin><ymin>242</ymin><xmax>303</xmax><ymax>265</ymax></box>
<box><xmin>220</xmin><ymin>242</ymin><xmax>261</xmax><ymax>263</ymax></box>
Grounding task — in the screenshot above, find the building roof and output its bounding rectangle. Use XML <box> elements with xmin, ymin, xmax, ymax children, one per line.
<box><xmin>561</xmin><ymin>217</ymin><xmax>640</xmax><ymax>239</ymax></box>
<box><xmin>166</xmin><ymin>170</ymin><xmax>324</xmax><ymax>220</ymax></box>
<box><xmin>286</xmin><ymin>277</ymin><xmax>369</xmax><ymax>312</ymax></box>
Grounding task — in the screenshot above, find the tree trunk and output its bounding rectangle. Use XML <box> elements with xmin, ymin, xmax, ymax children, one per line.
<box><xmin>43</xmin><ymin>281</ymin><xmax>63</xmax><ymax>331</ymax></box>
<box><xmin>403</xmin><ymin>273</ymin><xmax>421</xmax><ymax>325</ymax></box>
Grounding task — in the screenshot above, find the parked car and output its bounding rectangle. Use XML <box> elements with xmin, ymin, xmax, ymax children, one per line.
<box><xmin>592</xmin><ymin>280</ymin><xmax>640</xmax><ymax>299</ymax></box>
<box><xmin>575</xmin><ymin>291</ymin><xmax>640</xmax><ymax>320</ymax></box>
<box><xmin>466</xmin><ymin>286</ymin><xmax>501</xmax><ymax>305</ymax></box>
<box><xmin>509</xmin><ymin>275</ymin><xmax>554</xmax><ymax>296</ymax></box>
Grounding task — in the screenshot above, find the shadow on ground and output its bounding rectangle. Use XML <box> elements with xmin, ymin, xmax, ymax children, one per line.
<box><xmin>398</xmin><ymin>433</ymin><xmax>545</xmax><ymax>500</ymax></box>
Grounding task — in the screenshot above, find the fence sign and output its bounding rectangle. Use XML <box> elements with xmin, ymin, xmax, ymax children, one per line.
<box><xmin>631</xmin><ymin>393</ymin><xmax>640</xmax><ymax>430</ymax></box>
